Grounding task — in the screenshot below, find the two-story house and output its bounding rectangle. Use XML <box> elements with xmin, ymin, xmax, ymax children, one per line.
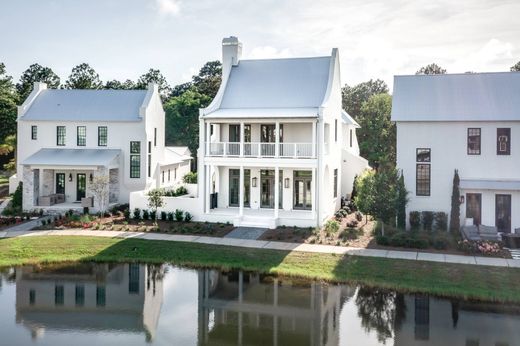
<box><xmin>392</xmin><ymin>72</ymin><xmax>520</xmax><ymax>233</ymax></box>
<box><xmin>15</xmin><ymin>83</ymin><xmax>191</xmax><ymax>212</ymax></box>
<box><xmin>196</xmin><ymin>37</ymin><xmax>368</xmax><ymax>228</ymax></box>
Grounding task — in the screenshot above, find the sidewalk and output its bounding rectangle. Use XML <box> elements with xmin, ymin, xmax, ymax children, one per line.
<box><xmin>1</xmin><ymin>228</ymin><xmax>519</xmax><ymax>269</ymax></box>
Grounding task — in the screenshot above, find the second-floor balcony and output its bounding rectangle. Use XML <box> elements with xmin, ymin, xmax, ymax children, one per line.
<box><xmin>207</xmin><ymin>142</ymin><xmax>314</xmax><ymax>158</ymax></box>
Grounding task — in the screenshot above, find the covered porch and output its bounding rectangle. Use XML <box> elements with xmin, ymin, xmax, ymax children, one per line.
<box><xmin>21</xmin><ymin>149</ymin><xmax>121</xmax><ymax>212</ymax></box>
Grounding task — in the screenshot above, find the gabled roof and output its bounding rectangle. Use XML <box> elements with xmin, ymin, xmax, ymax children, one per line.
<box><xmin>341</xmin><ymin>110</ymin><xmax>360</xmax><ymax>128</ymax></box>
<box><xmin>210</xmin><ymin>56</ymin><xmax>332</xmax><ymax>114</ymax></box>
<box><xmin>21</xmin><ymin>89</ymin><xmax>148</xmax><ymax>122</ymax></box>
<box><xmin>391</xmin><ymin>72</ymin><xmax>520</xmax><ymax>122</ymax></box>
<box><xmin>161</xmin><ymin>146</ymin><xmax>192</xmax><ymax>166</ymax></box>
<box><xmin>22</xmin><ymin>148</ymin><xmax>121</xmax><ymax>167</ymax></box>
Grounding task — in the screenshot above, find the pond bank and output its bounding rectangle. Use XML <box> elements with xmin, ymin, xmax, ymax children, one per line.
<box><xmin>1</xmin><ymin>235</ymin><xmax>520</xmax><ymax>303</ymax></box>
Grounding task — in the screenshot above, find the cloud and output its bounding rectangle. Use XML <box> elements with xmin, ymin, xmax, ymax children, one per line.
<box><xmin>155</xmin><ymin>0</ymin><xmax>181</xmax><ymax>16</ymax></box>
<box><xmin>247</xmin><ymin>46</ymin><xmax>293</xmax><ymax>59</ymax></box>
<box><xmin>451</xmin><ymin>38</ymin><xmax>515</xmax><ymax>72</ymax></box>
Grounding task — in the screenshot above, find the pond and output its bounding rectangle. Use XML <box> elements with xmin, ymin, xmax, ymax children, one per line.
<box><xmin>0</xmin><ymin>262</ymin><xmax>519</xmax><ymax>345</ymax></box>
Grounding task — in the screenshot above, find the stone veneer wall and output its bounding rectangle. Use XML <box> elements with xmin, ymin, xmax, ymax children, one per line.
<box><xmin>40</xmin><ymin>169</ymin><xmax>54</xmax><ymax>197</ymax></box>
<box><xmin>109</xmin><ymin>168</ymin><xmax>119</xmax><ymax>203</ymax></box>
<box><xmin>22</xmin><ymin>166</ymin><xmax>37</xmax><ymax>211</ymax></box>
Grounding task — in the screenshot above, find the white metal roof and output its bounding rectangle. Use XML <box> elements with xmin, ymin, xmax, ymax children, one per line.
<box><xmin>391</xmin><ymin>72</ymin><xmax>520</xmax><ymax>122</ymax></box>
<box><xmin>218</xmin><ymin>57</ymin><xmax>331</xmax><ymax>110</ymax></box>
<box><xmin>341</xmin><ymin>110</ymin><xmax>360</xmax><ymax>127</ymax></box>
<box><xmin>161</xmin><ymin>146</ymin><xmax>192</xmax><ymax>166</ymax></box>
<box><xmin>22</xmin><ymin>148</ymin><xmax>121</xmax><ymax>167</ymax></box>
<box><xmin>460</xmin><ymin>179</ymin><xmax>520</xmax><ymax>191</ymax></box>
<box><xmin>204</xmin><ymin>107</ymin><xmax>319</xmax><ymax>119</ymax></box>
<box><xmin>21</xmin><ymin>89</ymin><xmax>148</xmax><ymax>122</ymax></box>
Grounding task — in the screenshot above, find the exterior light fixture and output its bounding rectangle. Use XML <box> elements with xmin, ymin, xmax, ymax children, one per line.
<box><xmin>459</xmin><ymin>195</ymin><xmax>465</xmax><ymax>204</ymax></box>
<box><xmin>68</xmin><ymin>173</ymin><xmax>73</xmax><ymax>182</ymax></box>
<box><xmin>89</xmin><ymin>173</ymin><xmax>93</xmax><ymax>183</ymax></box>
<box><xmin>252</xmin><ymin>177</ymin><xmax>257</xmax><ymax>187</ymax></box>
<box><xmin>284</xmin><ymin>178</ymin><xmax>290</xmax><ymax>188</ymax></box>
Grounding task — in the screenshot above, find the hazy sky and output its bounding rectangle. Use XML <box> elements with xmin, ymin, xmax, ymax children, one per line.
<box><xmin>1</xmin><ymin>0</ymin><xmax>519</xmax><ymax>89</ymax></box>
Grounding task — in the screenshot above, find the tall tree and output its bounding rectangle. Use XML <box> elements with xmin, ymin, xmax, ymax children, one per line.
<box><xmin>0</xmin><ymin>63</ymin><xmax>18</xmax><ymax>143</ymax></box>
<box><xmin>192</xmin><ymin>60</ymin><xmax>222</xmax><ymax>99</ymax></box>
<box><xmin>104</xmin><ymin>79</ymin><xmax>136</xmax><ymax>90</ymax></box>
<box><xmin>341</xmin><ymin>79</ymin><xmax>388</xmax><ymax>120</ymax></box>
<box><xmin>357</xmin><ymin>93</ymin><xmax>395</xmax><ymax>167</ymax></box>
<box><xmin>164</xmin><ymin>88</ymin><xmax>211</xmax><ymax>170</ymax></box>
<box><xmin>16</xmin><ymin>63</ymin><xmax>60</xmax><ymax>101</ymax></box>
<box><xmin>449</xmin><ymin>169</ymin><xmax>461</xmax><ymax>234</ymax></box>
<box><xmin>416</xmin><ymin>63</ymin><xmax>447</xmax><ymax>75</ymax></box>
<box><xmin>136</xmin><ymin>68</ymin><xmax>171</xmax><ymax>100</ymax></box>
<box><xmin>396</xmin><ymin>172</ymin><xmax>408</xmax><ymax>229</ymax></box>
<box><xmin>171</xmin><ymin>82</ymin><xmax>193</xmax><ymax>97</ymax></box>
<box><xmin>65</xmin><ymin>63</ymin><xmax>102</xmax><ymax>89</ymax></box>
<box><xmin>511</xmin><ymin>61</ymin><xmax>520</xmax><ymax>72</ymax></box>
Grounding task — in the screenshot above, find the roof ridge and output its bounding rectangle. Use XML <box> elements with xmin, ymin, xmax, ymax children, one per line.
<box><xmin>395</xmin><ymin>71</ymin><xmax>520</xmax><ymax>78</ymax></box>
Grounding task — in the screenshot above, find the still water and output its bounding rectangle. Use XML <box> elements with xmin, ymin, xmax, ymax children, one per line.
<box><xmin>0</xmin><ymin>262</ymin><xmax>519</xmax><ymax>345</ymax></box>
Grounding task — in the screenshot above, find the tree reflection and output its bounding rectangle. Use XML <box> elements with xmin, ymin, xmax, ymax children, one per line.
<box><xmin>355</xmin><ymin>286</ymin><xmax>406</xmax><ymax>344</ymax></box>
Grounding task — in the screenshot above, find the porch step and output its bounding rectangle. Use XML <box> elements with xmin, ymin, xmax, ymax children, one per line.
<box><xmin>234</xmin><ymin>215</ymin><xmax>277</xmax><ymax>229</ymax></box>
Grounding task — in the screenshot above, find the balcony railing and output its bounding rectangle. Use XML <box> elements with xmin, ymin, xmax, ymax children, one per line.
<box><xmin>207</xmin><ymin>142</ymin><xmax>314</xmax><ymax>158</ymax></box>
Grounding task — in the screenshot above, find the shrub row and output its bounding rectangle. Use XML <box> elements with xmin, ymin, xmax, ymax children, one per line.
<box><xmin>409</xmin><ymin>211</ymin><xmax>448</xmax><ymax>231</ymax></box>
<box><xmin>131</xmin><ymin>208</ymin><xmax>192</xmax><ymax>222</ymax></box>
<box><xmin>374</xmin><ymin>222</ymin><xmax>451</xmax><ymax>250</ymax></box>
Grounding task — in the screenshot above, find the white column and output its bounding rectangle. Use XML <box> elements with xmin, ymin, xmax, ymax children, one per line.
<box><xmin>240</xmin><ymin>122</ymin><xmax>244</xmax><ymax>157</ymax></box>
<box><xmin>205</xmin><ymin>165</ymin><xmax>210</xmax><ymax>212</ymax></box>
<box><xmin>311</xmin><ymin>167</ymin><xmax>317</xmax><ymax>217</ymax></box>
<box><xmin>275</xmin><ymin>121</ymin><xmax>280</xmax><ymax>157</ymax></box>
<box><xmin>205</xmin><ymin>122</ymin><xmax>211</xmax><ymax>155</ymax></box>
<box><xmin>239</xmin><ymin>166</ymin><xmax>244</xmax><ymax>217</ymax></box>
<box><xmin>274</xmin><ymin>167</ymin><xmax>279</xmax><ymax>219</ymax></box>
<box><xmin>312</xmin><ymin>120</ymin><xmax>317</xmax><ymax>158</ymax></box>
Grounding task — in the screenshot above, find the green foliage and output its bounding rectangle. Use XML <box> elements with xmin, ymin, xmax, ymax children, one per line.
<box><xmin>396</xmin><ymin>173</ymin><xmax>408</xmax><ymax>229</ymax></box>
<box><xmin>324</xmin><ymin>220</ymin><xmax>340</xmax><ymax>235</ymax></box>
<box><xmin>354</xmin><ymin>169</ymin><xmax>375</xmax><ymax>218</ymax></box>
<box><xmin>511</xmin><ymin>61</ymin><xmax>520</xmax><ymax>72</ymax></box>
<box><xmin>142</xmin><ymin>210</ymin><xmax>150</xmax><ymax>220</ymax></box>
<box><xmin>133</xmin><ymin>208</ymin><xmax>141</xmax><ymax>220</ymax></box>
<box><xmin>64</xmin><ymin>63</ymin><xmax>102</xmax><ymax>89</ymax></box>
<box><xmin>0</xmin><ymin>134</ymin><xmax>16</xmax><ymax>171</ymax></box>
<box><xmin>449</xmin><ymin>170</ymin><xmax>461</xmax><ymax>233</ymax></box>
<box><xmin>434</xmin><ymin>212</ymin><xmax>448</xmax><ymax>232</ymax></box>
<box><xmin>416</xmin><ymin>63</ymin><xmax>447</xmax><ymax>75</ymax></box>
<box><xmin>104</xmin><ymin>79</ymin><xmax>136</xmax><ymax>90</ymax></box>
<box><xmin>341</xmin><ymin>79</ymin><xmax>388</xmax><ymax>121</ymax></box>
<box><xmin>167</xmin><ymin>212</ymin><xmax>174</xmax><ymax>222</ymax></box>
<box><xmin>184</xmin><ymin>212</ymin><xmax>193</xmax><ymax>222</ymax></box>
<box><xmin>160</xmin><ymin>211</ymin><xmax>167</xmax><ymax>220</ymax></box>
<box><xmin>357</xmin><ymin>93</ymin><xmax>395</xmax><ymax>167</ymax></box>
<box><xmin>162</xmin><ymin>186</ymin><xmax>188</xmax><ymax>197</ymax></box>
<box><xmin>350</xmin><ymin>174</ymin><xmax>358</xmax><ymax>202</ymax></box>
<box><xmin>16</xmin><ymin>63</ymin><xmax>60</xmax><ymax>101</ymax></box>
<box><xmin>191</xmin><ymin>61</ymin><xmax>222</xmax><ymax>98</ymax></box>
<box><xmin>183</xmin><ymin>172</ymin><xmax>197</xmax><ymax>184</ymax></box>
<box><xmin>11</xmin><ymin>182</ymin><xmax>22</xmax><ymax>209</ymax></box>
<box><xmin>409</xmin><ymin>211</ymin><xmax>421</xmax><ymax>230</ymax></box>
<box><xmin>357</xmin><ymin>168</ymin><xmax>400</xmax><ymax>225</ymax></box>
<box><xmin>136</xmin><ymin>68</ymin><xmax>171</xmax><ymax>100</ymax></box>
<box><xmin>421</xmin><ymin>211</ymin><xmax>434</xmax><ymax>231</ymax></box>
<box><xmin>174</xmin><ymin>209</ymin><xmax>184</xmax><ymax>222</ymax></box>
<box><xmin>147</xmin><ymin>188</ymin><xmax>164</xmax><ymax>217</ymax></box>
<box><xmin>0</xmin><ymin>63</ymin><xmax>18</xmax><ymax>143</ymax></box>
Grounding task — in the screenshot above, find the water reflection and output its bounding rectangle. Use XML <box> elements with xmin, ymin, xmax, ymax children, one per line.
<box><xmin>0</xmin><ymin>262</ymin><xmax>518</xmax><ymax>345</ymax></box>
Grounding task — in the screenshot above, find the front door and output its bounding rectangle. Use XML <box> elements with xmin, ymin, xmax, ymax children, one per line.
<box><xmin>466</xmin><ymin>193</ymin><xmax>481</xmax><ymax>225</ymax></box>
<box><xmin>496</xmin><ymin>194</ymin><xmax>511</xmax><ymax>233</ymax></box>
<box><xmin>229</xmin><ymin>169</ymin><xmax>250</xmax><ymax>207</ymax></box>
<box><xmin>76</xmin><ymin>173</ymin><xmax>86</xmax><ymax>202</ymax></box>
<box><xmin>56</xmin><ymin>173</ymin><xmax>65</xmax><ymax>195</ymax></box>
<box><xmin>260</xmin><ymin>170</ymin><xmax>282</xmax><ymax>209</ymax></box>
<box><xmin>294</xmin><ymin>171</ymin><xmax>312</xmax><ymax>210</ymax></box>
<box><xmin>260</xmin><ymin>124</ymin><xmax>283</xmax><ymax>156</ymax></box>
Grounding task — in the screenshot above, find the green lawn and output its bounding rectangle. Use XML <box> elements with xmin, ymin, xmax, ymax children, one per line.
<box><xmin>1</xmin><ymin>235</ymin><xmax>519</xmax><ymax>303</ymax></box>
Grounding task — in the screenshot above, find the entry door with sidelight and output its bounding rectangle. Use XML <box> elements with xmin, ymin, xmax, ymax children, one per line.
<box><xmin>56</xmin><ymin>173</ymin><xmax>65</xmax><ymax>195</ymax></box>
<box><xmin>229</xmin><ymin>169</ymin><xmax>250</xmax><ymax>207</ymax></box>
<box><xmin>260</xmin><ymin>125</ymin><xmax>283</xmax><ymax>156</ymax></box>
<box><xmin>294</xmin><ymin>171</ymin><xmax>312</xmax><ymax>210</ymax></box>
<box><xmin>496</xmin><ymin>194</ymin><xmax>511</xmax><ymax>233</ymax></box>
<box><xmin>76</xmin><ymin>173</ymin><xmax>86</xmax><ymax>202</ymax></box>
<box><xmin>466</xmin><ymin>193</ymin><xmax>481</xmax><ymax>225</ymax></box>
<box><xmin>260</xmin><ymin>170</ymin><xmax>282</xmax><ymax>209</ymax></box>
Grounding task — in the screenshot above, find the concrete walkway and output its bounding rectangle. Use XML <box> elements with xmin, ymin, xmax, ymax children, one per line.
<box><xmin>1</xmin><ymin>229</ymin><xmax>519</xmax><ymax>269</ymax></box>
<box><xmin>225</xmin><ymin>227</ymin><xmax>267</xmax><ymax>240</ymax></box>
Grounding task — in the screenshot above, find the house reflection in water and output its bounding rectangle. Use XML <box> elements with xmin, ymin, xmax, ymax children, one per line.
<box><xmin>15</xmin><ymin>263</ymin><xmax>164</xmax><ymax>342</ymax></box>
<box><xmin>197</xmin><ymin>270</ymin><xmax>355</xmax><ymax>346</ymax></box>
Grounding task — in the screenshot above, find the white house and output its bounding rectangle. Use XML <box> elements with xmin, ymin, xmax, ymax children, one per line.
<box><xmin>14</xmin><ymin>82</ymin><xmax>191</xmax><ymax>213</ymax></box>
<box><xmin>392</xmin><ymin>72</ymin><xmax>520</xmax><ymax>233</ymax></box>
<box><xmin>195</xmin><ymin>37</ymin><xmax>368</xmax><ymax>228</ymax></box>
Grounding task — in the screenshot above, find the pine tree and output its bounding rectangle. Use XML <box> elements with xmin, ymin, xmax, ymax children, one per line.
<box><xmin>449</xmin><ymin>169</ymin><xmax>461</xmax><ymax>233</ymax></box>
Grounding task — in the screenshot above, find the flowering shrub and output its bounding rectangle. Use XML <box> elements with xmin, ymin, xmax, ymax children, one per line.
<box><xmin>457</xmin><ymin>239</ymin><xmax>504</xmax><ymax>256</ymax></box>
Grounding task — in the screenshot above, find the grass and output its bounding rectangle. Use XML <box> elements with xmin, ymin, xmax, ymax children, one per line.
<box><xmin>0</xmin><ymin>235</ymin><xmax>519</xmax><ymax>303</ymax></box>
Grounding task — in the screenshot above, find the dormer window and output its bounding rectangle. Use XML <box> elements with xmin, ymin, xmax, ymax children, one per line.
<box><xmin>497</xmin><ymin>128</ymin><xmax>510</xmax><ymax>155</ymax></box>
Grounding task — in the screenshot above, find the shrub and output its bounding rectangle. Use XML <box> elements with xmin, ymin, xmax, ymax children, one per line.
<box><xmin>123</xmin><ymin>209</ymin><xmax>130</xmax><ymax>220</ymax></box>
<box><xmin>184</xmin><ymin>212</ymin><xmax>193</xmax><ymax>222</ymax></box>
<box><xmin>142</xmin><ymin>210</ymin><xmax>150</xmax><ymax>220</ymax></box>
<box><xmin>11</xmin><ymin>182</ymin><xmax>22</xmax><ymax>211</ymax></box>
<box><xmin>334</xmin><ymin>211</ymin><xmax>344</xmax><ymax>221</ymax></box>
<box><xmin>175</xmin><ymin>186</ymin><xmax>188</xmax><ymax>196</ymax></box>
<box><xmin>324</xmin><ymin>220</ymin><xmax>340</xmax><ymax>235</ymax></box>
<box><xmin>376</xmin><ymin>235</ymin><xmax>390</xmax><ymax>245</ymax></box>
<box><xmin>175</xmin><ymin>209</ymin><xmax>184</xmax><ymax>222</ymax></box>
<box><xmin>133</xmin><ymin>208</ymin><xmax>141</xmax><ymax>220</ymax></box>
<box><xmin>409</xmin><ymin>211</ymin><xmax>421</xmax><ymax>230</ymax></box>
<box><xmin>167</xmin><ymin>212</ymin><xmax>174</xmax><ymax>221</ymax></box>
<box><xmin>161</xmin><ymin>211</ymin><xmax>167</xmax><ymax>220</ymax></box>
<box><xmin>390</xmin><ymin>232</ymin><xmax>409</xmax><ymax>247</ymax></box>
<box><xmin>432</xmin><ymin>235</ymin><xmax>449</xmax><ymax>250</ymax></box>
<box><xmin>355</xmin><ymin>211</ymin><xmax>363</xmax><ymax>222</ymax></box>
<box><xmin>342</xmin><ymin>206</ymin><xmax>351</xmax><ymax>215</ymax></box>
<box><xmin>421</xmin><ymin>211</ymin><xmax>434</xmax><ymax>231</ymax></box>
<box><xmin>183</xmin><ymin>172</ymin><xmax>197</xmax><ymax>184</ymax></box>
<box><xmin>434</xmin><ymin>212</ymin><xmax>448</xmax><ymax>232</ymax></box>
<box><xmin>346</xmin><ymin>219</ymin><xmax>358</xmax><ymax>228</ymax></box>
<box><xmin>149</xmin><ymin>210</ymin><xmax>157</xmax><ymax>221</ymax></box>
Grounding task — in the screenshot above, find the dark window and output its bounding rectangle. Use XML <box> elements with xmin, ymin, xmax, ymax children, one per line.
<box><xmin>349</xmin><ymin>129</ymin><xmax>353</xmax><ymax>147</ymax></box>
<box><xmin>29</xmin><ymin>289</ymin><xmax>35</xmax><ymax>305</ymax></box>
<box><xmin>467</xmin><ymin>128</ymin><xmax>481</xmax><ymax>155</ymax></box>
<box><xmin>416</xmin><ymin>164</ymin><xmax>431</xmax><ymax>196</ymax></box>
<box><xmin>56</xmin><ymin>126</ymin><xmax>66</xmax><ymax>146</ymax></box>
<box><xmin>161</xmin><ymin>170</ymin><xmax>164</xmax><ymax>183</ymax></box>
<box><xmin>130</xmin><ymin>141</ymin><xmax>141</xmax><ymax>179</ymax></box>
<box><xmin>333</xmin><ymin>169</ymin><xmax>338</xmax><ymax>198</ymax></box>
<box><xmin>75</xmin><ymin>285</ymin><xmax>85</xmax><ymax>306</ymax></box>
<box><xmin>174</xmin><ymin>167</ymin><xmax>177</xmax><ymax>180</ymax></box>
<box><xmin>77</xmin><ymin>126</ymin><xmax>86</xmax><ymax>146</ymax></box>
<box><xmin>154</xmin><ymin>128</ymin><xmax>157</xmax><ymax>146</ymax></box>
<box><xmin>31</xmin><ymin>125</ymin><xmax>37</xmax><ymax>140</ymax></box>
<box><xmin>96</xmin><ymin>286</ymin><xmax>106</xmax><ymax>307</ymax></box>
<box><xmin>56</xmin><ymin>173</ymin><xmax>65</xmax><ymax>194</ymax></box>
<box><xmin>148</xmin><ymin>141</ymin><xmax>152</xmax><ymax>154</ymax></box>
<box><xmin>148</xmin><ymin>141</ymin><xmax>152</xmax><ymax>178</ymax></box>
<box><xmin>466</xmin><ymin>193</ymin><xmax>481</xmax><ymax>225</ymax></box>
<box><xmin>55</xmin><ymin>285</ymin><xmax>64</xmax><ymax>306</ymax></box>
<box><xmin>229</xmin><ymin>124</ymin><xmax>240</xmax><ymax>142</ymax></box>
<box><xmin>98</xmin><ymin>126</ymin><xmax>107</xmax><ymax>146</ymax></box>
<box><xmin>168</xmin><ymin>169</ymin><xmax>171</xmax><ymax>181</ymax></box>
<box><xmin>129</xmin><ymin>263</ymin><xmax>140</xmax><ymax>294</ymax></box>
<box><xmin>497</xmin><ymin>128</ymin><xmax>511</xmax><ymax>155</ymax></box>
<box><xmin>416</xmin><ymin>148</ymin><xmax>431</xmax><ymax>162</ymax></box>
<box><xmin>334</xmin><ymin>119</ymin><xmax>338</xmax><ymax>142</ymax></box>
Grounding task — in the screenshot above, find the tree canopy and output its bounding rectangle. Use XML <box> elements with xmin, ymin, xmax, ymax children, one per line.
<box><xmin>64</xmin><ymin>63</ymin><xmax>102</xmax><ymax>89</ymax></box>
<box><xmin>104</xmin><ymin>79</ymin><xmax>136</xmax><ymax>90</ymax></box>
<box><xmin>0</xmin><ymin>63</ymin><xmax>18</xmax><ymax>143</ymax></box>
<box><xmin>511</xmin><ymin>61</ymin><xmax>520</xmax><ymax>72</ymax></box>
<box><xmin>341</xmin><ymin>79</ymin><xmax>388</xmax><ymax>120</ymax></box>
<box><xmin>16</xmin><ymin>63</ymin><xmax>60</xmax><ymax>102</ymax></box>
<box><xmin>136</xmin><ymin>68</ymin><xmax>171</xmax><ymax>100</ymax></box>
<box><xmin>416</xmin><ymin>63</ymin><xmax>446</xmax><ymax>75</ymax></box>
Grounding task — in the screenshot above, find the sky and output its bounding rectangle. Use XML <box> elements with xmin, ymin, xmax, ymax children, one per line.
<box><xmin>1</xmin><ymin>0</ymin><xmax>519</xmax><ymax>90</ymax></box>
